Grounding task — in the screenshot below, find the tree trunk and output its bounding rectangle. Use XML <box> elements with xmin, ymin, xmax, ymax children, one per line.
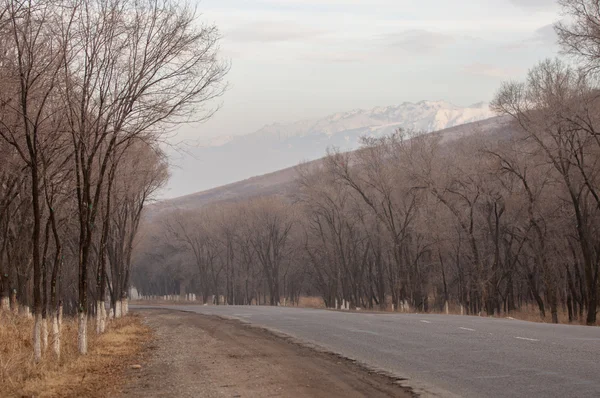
<box><xmin>550</xmin><ymin>288</ymin><xmax>559</xmax><ymax>324</ymax></box>
<box><xmin>96</xmin><ymin>301</ymin><xmax>103</xmax><ymax>334</ymax></box>
<box><xmin>52</xmin><ymin>310</ymin><xmax>60</xmax><ymax>358</ymax></box>
<box><xmin>78</xmin><ymin>312</ymin><xmax>87</xmax><ymax>355</ymax></box>
<box><xmin>121</xmin><ymin>297</ymin><xmax>128</xmax><ymax>316</ymax></box>
<box><xmin>41</xmin><ymin>317</ymin><xmax>48</xmax><ymax>352</ymax></box>
<box><xmin>100</xmin><ymin>302</ymin><xmax>107</xmax><ymax>333</ymax></box>
<box><xmin>115</xmin><ymin>300</ymin><xmax>122</xmax><ymax>318</ymax></box>
<box><xmin>33</xmin><ymin>313</ymin><xmax>42</xmax><ymax>362</ymax></box>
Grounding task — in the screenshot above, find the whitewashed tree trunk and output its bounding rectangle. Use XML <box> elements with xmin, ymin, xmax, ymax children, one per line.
<box><xmin>11</xmin><ymin>291</ymin><xmax>18</xmax><ymax>315</ymax></box>
<box><xmin>33</xmin><ymin>312</ymin><xmax>42</xmax><ymax>362</ymax></box>
<box><xmin>52</xmin><ymin>311</ymin><xmax>60</xmax><ymax>358</ymax></box>
<box><xmin>96</xmin><ymin>301</ymin><xmax>103</xmax><ymax>334</ymax></box>
<box><xmin>121</xmin><ymin>298</ymin><xmax>128</xmax><ymax>316</ymax></box>
<box><xmin>41</xmin><ymin>317</ymin><xmax>48</xmax><ymax>351</ymax></box>
<box><xmin>78</xmin><ymin>312</ymin><xmax>87</xmax><ymax>355</ymax></box>
<box><xmin>58</xmin><ymin>303</ymin><xmax>63</xmax><ymax>327</ymax></box>
<box><xmin>100</xmin><ymin>302</ymin><xmax>106</xmax><ymax>333</ymax></box>
<box><xmin>445</xmin><ymin>301</ymin><xmax>449</xmax><ymax>315</ymax></box>
<box><xmin>0</xmin><ymin>296</ymin><xmax>9</xmax><ymax>311</ymax></box>
<box><xmin>115</xmin><ymin>300</ymin><xmax>122</xmax><ymax>318</ymax></box>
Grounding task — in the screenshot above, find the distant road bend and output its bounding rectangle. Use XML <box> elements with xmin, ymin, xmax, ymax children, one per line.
<box><xmin>133</xmin><ymin>305</ymin><xmax>600</xmax><ymax>397</ymax></box>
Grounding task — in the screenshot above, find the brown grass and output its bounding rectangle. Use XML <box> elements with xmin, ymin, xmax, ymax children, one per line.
<box><xmin>0</xmin><ymin>311</ymin><xmax>151</xmax><ymax>398</ymax></box>
<box><xmin>292</xmin><ymin>297</ymin><xmax>599</xmax><ymax>326</ymax></box>
<box><xmin>296</xmin><ymin>296</ymin><xmax>326</xmax><ymax>309</ymax></box>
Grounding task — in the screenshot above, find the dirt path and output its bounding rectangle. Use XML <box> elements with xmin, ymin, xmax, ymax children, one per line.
<box><xmin>121</xmin><ymin>309</ymin><xmax>413</xmax><ymax>398</ymax></box>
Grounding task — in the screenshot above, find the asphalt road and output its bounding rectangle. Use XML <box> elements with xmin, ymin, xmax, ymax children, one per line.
<box><xmin>132</xmin><ymin>305</ymin><xmax>600</xmax><ymax>397</ymax></box>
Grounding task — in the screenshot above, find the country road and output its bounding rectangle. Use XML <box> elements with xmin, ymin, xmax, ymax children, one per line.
<box><xmin>132</xmin><ymin>305</ymin><xmax>600</xmax><ymax>398</ymax></box>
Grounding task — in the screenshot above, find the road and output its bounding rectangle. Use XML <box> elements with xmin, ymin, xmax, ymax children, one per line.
<box><xmin>132</xmin><ymin>305</ymin><xmax>600</xmax><ymax>397</ymax></box>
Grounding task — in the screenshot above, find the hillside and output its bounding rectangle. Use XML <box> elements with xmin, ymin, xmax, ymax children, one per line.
<box><xmin>151</xmin><ymin>115</ymin><xmax>511</xmax><ymax>215</ymax></box>
<box><xmin>167</xmin><ymin>101</ymin><xmax>497</xmax><ymax>197</ymax></box>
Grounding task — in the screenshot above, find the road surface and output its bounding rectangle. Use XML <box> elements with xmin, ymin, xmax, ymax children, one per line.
<box><xmin>132</xmin><ymin>305</ymin><xmax>600</xmax><ymax>397</ymax></box>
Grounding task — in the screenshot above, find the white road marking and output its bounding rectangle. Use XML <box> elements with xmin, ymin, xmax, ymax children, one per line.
<box><xmin>459</xmin><ymin>327</ymin><xmax>476</xmax><ymax>331</ymax></box>
<box><xmin>231</xmin><ymin>313</ymin><xmax>252</xmax><ymax>318</ymax></box>
<box><xmin>475</xmin><ymin>375</ymin><xmax>511</xmax><ymax>379</ymax></box>
<box><xmin>347</xmin><ymin>328</ymin><xmax>379</xmax><ymax>336</ymax></box>
<box><xmin>420</xmin><ymin>320</ymin><xmax>431</xmax><ymax>324</ymax></box>
<box><xmin>515</xmin><ymin>337</ymin><xmax>539</xmax><ymax>342</ymax></box>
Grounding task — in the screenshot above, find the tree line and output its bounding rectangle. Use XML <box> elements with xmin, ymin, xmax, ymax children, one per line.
<box><xmin>0</xmin><ymin>0</ymin><xmax>227</xmax><ymax>361</ymax></box>
<box><xmin>134</xmin><ymin>0</ymin><xmax>600</xmax><ymax>326</ymax></box>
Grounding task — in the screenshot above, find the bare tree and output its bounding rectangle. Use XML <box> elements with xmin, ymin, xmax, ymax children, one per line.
<box><xmin>493</xmin><ymin>59</ymin><xmax>600</xmax><ymax>324</ymax></box>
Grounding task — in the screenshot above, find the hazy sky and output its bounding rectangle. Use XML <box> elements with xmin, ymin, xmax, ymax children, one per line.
<box><xmin>160</xmin><ymin>0</ymin><xmax>562</xmax><ymax>199</ymax></box>
<box><xmin>177</xmin><ymin>0</ymin><xmax>560</xmax><ymax>143</ymax></box>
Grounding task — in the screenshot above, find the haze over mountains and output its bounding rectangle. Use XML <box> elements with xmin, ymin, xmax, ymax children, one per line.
<box><xmin>154</xmin><ymin>114</ymin><xmax>512</xmax><ymax>216</ymax></box>
<box><xmin>165</xmin><ymin>100</ymin><xmax>496</xmax><ymax>199</ymax></box>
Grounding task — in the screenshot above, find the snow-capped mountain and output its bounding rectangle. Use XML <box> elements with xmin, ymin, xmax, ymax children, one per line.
<box><xmin>209</xmin><ymin>100</ymin><xmax>494</xmax><ymax>146</ymax></box>
<box><xmin>166</xmin><ymin>101</ymin><xmax>496</xmax><ymax>198</ymax></box>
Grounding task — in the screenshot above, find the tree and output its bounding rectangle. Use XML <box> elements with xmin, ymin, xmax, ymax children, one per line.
<box><xmin>492</xmin><ymin>59</ymin><xmax>600</xmax><ymax>324</ymax></box>
<box><xmin>556</xmin><ymin>0</ymin><xmax>600</xmax><ymax>74</ymax></box>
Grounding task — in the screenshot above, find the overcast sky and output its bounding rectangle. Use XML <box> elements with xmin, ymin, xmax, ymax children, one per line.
<box><xmin>175</xmin><ymin>0</ymin><xmax>560</xmax><ymax>144</ymax></box>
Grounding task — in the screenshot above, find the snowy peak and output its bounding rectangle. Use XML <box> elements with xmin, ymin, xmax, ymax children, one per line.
<box><xmin>210</xmin><ymin>101</ymin><xmax>494</xmax><ymax>145</ymax></box>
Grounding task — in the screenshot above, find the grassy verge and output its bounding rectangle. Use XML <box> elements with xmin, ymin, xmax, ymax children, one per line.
<box><xmin>0</xmin><ymin>311</ymin><xmax>151</xmax><ymax>397</ymax></box>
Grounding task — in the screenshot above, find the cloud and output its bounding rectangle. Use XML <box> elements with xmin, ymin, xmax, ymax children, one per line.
<box><xmin>462</xmin><ymin>63</ymin><xmax>525</xmax><ymax>78</ymax></box>
<box><xmin>225</xmin><ymin>22</ymin><xmax>327</xmax><ymax>43</ymax></box>
<box><xmin>508</xmin><ymin>0</ymin><xmax>557</xmax><ymax>10</ymax></box>
<box><xmin>532</xmin><ymin>23</ymin><xmax>557</xmax><ymax>45</ymax></box>
<box><xmin>502</xmin><ymin>23</ymin><xmax>558</xmax><ymax>50</ymax></box>
<box><xmin>384</xmin><ymin>30</ymin><xmax>455</xmax><ymax>54</ymax></box>
<box><xmin>303</xmin><ymin>51</ymin><xmax>371</xmax><ymax>63</ymax></box>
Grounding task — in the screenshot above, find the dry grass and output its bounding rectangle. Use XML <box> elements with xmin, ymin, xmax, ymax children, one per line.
<box><xmin>499</xmin><ymin>305</ymin><xmax>598</xmax><ymax>326</ymax></box>
<box><xmin>292</xmin><ymin>296</ymin><xmax>599</xmax><ymax>326</ymax></box>
<box><xmin>296</xmin><ymin>296</ymin><xmax>326</xmax><ymax>309</ymax></box>
<box><xmin>0</xmin><ymin>310</ymin><xmax>151</xmax><ymax>398</ymax></box>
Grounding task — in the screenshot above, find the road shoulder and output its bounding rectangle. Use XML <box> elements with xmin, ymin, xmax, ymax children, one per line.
<box><xmin>121</xmin><ymin>308</ymin><xmax>413</xmax><ymax>398</ymax></box>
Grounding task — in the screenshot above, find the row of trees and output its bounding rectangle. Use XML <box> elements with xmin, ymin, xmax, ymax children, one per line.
<box><xmin>0</xmin><ymin>0</ymin><xmax>227</xmax><ymax>361</ymax></box>
<box><xmin>133</xmin><ymin>0</ymin><xmax>600</xmax><ymax>325</ymax></box>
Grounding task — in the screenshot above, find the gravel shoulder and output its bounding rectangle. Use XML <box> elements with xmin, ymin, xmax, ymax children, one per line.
<box><xmin>121</xmin><ymin>308</ymin><xmax>413</xmax><ymax>398</ymax></box>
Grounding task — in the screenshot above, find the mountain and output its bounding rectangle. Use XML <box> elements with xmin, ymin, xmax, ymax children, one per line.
<box><xmin>243</xmin><ymin>100</ymin><xmax>494</xmax><ymax>142</ymax></box>
<box><xmin>152</xmin><ymin>115</ymin><xmax>511</xmax><ymax>215</ymax></box>
<box><xmin>165</xmin><ymin>101</ymin><xmax>496</xmax><ymax>198</ymax></box>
